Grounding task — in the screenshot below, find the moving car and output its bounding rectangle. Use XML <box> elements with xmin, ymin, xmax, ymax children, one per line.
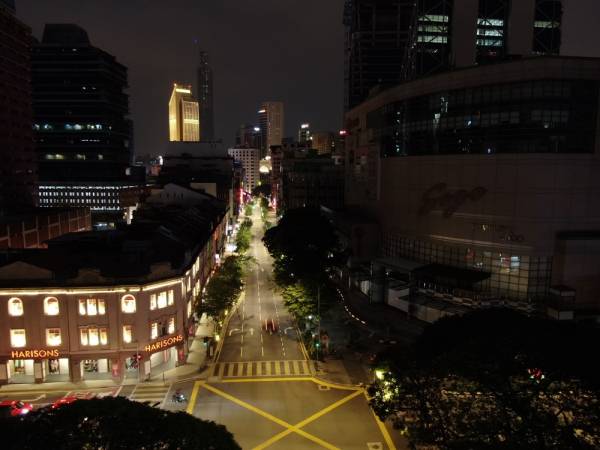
<box><xmin>50</xmin><ymin>396</ymin><xmax>79</xmax><ymax>409</ymax></box>
<box><xmin>0</xmin><ymin>400</ymin><xmax>33</xmax><ymax>418</ymax></box>
<box><xmin>263</xmin><ymin>317</ymin><xmax>278</xmax><ymax>334</ymax></box>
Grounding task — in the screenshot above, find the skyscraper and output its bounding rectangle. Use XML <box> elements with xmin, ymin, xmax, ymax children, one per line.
<box><xmin>344</xmin><ymin>1</ymin><xmax>564</xmax><ymax>109</ymax></box>
<box><xmin>197</xmin><ymin>50</ymin><xmax>214</xmax><ymax>141</ymax></box>
<box><xmin>257</xmin><ymin>101</ymin><xmax>284</xmax><ymax>157</ymax></box>
<box><xmin>298</xmin><ymin>123</ymin><xmax>311</xmax><ymax>144</ymax></box>
<box><xmin>168</xmin><ymin>83</ymin><xmax>200</xmax><ymax>142</ymax></box>
<box><xmin>343</xmin><ymin>0</ymin><xmax>413</xmax><ymax>111</ymax></box>
<box><xmin>32</xmin><ymin>24</ymin><xmax>134</xmax><ymax>214</ymax></box>
<box><xmin>0</xmin><ymin>1</ymin><xmax>37</xmax><ymax>207</ymax></box>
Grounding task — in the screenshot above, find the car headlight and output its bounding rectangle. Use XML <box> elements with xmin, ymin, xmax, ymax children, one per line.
<box><xmin>20</xmin><ymin>409</ymin><xmax>29</xmax><ymax>415</ymax></box>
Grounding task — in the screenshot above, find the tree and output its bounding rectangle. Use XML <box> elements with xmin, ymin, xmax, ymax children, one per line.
<box><xmin>252</xmin><ymin>183</ymin><xmax>271</xmax><ymax>197</ymax></box>
<box><xmin>0</xmin><ymin>396</ymin><xmax>241</xmax><ymax>450</ymax></box>
<box><xmin>196</xmin><ymin>255</ymin><xmax>247</xmax><ymax>321</ymax></box>
<box><xmin>263</xmin><ymin>207</ymin><xmax>344</xmax><ymax>322</ymax></box>
<box><xmin>368</xmin><ymin>309</ymin><xmax>600</xmax><ymax>449</ymax></box>
<box><xmin>235</xmin><ymin>218</ymin><xmax>252</xmax><ymax>254</ymax></box>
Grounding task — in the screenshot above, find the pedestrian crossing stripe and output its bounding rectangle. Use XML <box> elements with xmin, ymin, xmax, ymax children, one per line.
<box><xmin>129</xmin><ymin>383</ymin><xmax>170</xmax><ymax>404</ymax></box>
<box><xmin>213</xmin><ymin>360</ymin><xmax>314</xmax><ymax>378</ymax></box>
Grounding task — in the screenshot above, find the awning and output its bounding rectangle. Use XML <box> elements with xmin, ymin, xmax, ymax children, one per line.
<box><xmin>412</xmin><ymin>263</ymin><xmax>490</xmax><ymax>289</ymax></box>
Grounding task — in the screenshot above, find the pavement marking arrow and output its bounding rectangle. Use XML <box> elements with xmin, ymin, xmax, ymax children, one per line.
<box><xmin>249</xmin><ymin>328</ymin><xmax>254</xmax><ymax>336</ymax></box>
<box><xmin>229</xmin><ymin>328</ymin><xmax>241</xmax><ymax>336</ymax></box>
<box><xmin>284</xmin><ymin>327</ymin><xmax>295</xmax><ymax>335</ymax></box>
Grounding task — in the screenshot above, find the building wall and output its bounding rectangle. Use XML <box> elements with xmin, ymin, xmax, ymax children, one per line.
<box><xmin>0</xmin><ymin>211</ymin><xmax>227</xmax><ymax>384</ymax></box>
<box><xmin>0</xmin><ymin>208</ymin><xmax>91</xmax><ymax>249</ymax></box>
<box><xmin>0</xmin><ymin>5</ymin><xmax>37</xmax><ymax>207</ymax></box>
<box><xmin>228</xmin><ymin>148</ymin><xmax>260</xmax><ymax>192</ymax></box>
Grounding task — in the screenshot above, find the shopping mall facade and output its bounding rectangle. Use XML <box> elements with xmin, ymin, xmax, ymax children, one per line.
<box><xmin>344</xmin><ymin>56</ymin><xmax>600</xmax><ymax>317</ymax></box>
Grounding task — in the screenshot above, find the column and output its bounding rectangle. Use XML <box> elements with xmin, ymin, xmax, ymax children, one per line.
<box><xmin>70</xmin><ymin>359</ymin><xmax>82</xmax><ymax>382</ymax></box>
<box><xmin>0</xmin><ymin>361</ymin><xmax>8</xmax><ymax>385</ymax></box>
<box><xmin>33</xmin><ymin>361</ymin><xmax>43</xmax><ymax>383</ymax></box>
<box><xmin>451</xmin><ymin>0</ymin><xmax>479</xmax><ymax>68</ymax></box>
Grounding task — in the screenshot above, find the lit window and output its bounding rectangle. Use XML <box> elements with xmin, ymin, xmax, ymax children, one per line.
<box><xmin>8</xmin><ymin>298</ymin><xmax>23</xmax><ymax>316</ymax></box>
<box><xmin>168</xmin><ymin>317</ymin><xmax>175</xmax><ymax>334</ymax></box>
<box><xmin>80</xmin><ymin>327</ymin><xmax>108</xmax><ymax>346</ymax></box>
<box><xmin>46</xmin><ymin>328</ymin><xmax>62</xmax><ymax>346</ymax></box>
<box><xmin>123</xmin><ymin>325</ymin><xmax>133</xmax><ymax>344</ymax></box>
<box><xmin>157</xmin><ymin>291</ymin><xmax>168</xmax><ymax>309</ymax></box>
<box><xmin>168</xmin><ymin>290</ymin><xmax>174</xmax><ymax>306</ymax></box>
<box><xmin>121</xmin><ymin>295</ymin><xmax>136</xmax><ymax>313</ymax></box>
<box><xmin>10</xmin><ymin>329</ymin><xmax>26</xmax><ymax>348</ymax></box>
<box><xmin>79</xmin><ymin>298</ymin><xmax>105</xmax><ymax>315</ymax></box>
<box><xmin>151</xmin><ymin>322</ymin><xmax>158</xmax><ymax>339</ymax></box>
<box><xmin>44</xmin><ymin>297</ymin><xmax>60</xmax><ymax>315</ymax></box>
<box><xmin>150</xmin><ymin>294</ymin><xmax>157</xmax><ymax>310</ymax></box>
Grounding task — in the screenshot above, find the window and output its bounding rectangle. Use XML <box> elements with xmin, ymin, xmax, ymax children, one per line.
<box><xmin>168</xmin><ymin>317</ymin><xmax>175</xmax><ymax>334</ymax></box>
<box><xmin>8</xmin><ymin>298</ymin><xmax>23</xmax><ymax>316</ymax></box>
<box><xmin>150</xmin><ymin>322</ymin><xmax>158</xmax><ymax>339</ymax></box>
<box><xmin>10</xmin><ymin>329</ymin><xmax>26</xmax><ymax>348</ymax></box>
<box><xmin>46</xmin><ymin>328</ymin><xmax>62</xmax><ymax>346</ymax></box>
<box><xmin>121</xmin><ymin>295</ymin><xmax>136</xmax><ymax>313</ymax></box>
<box><xmin>123</xmin><ymin>325</ymin><xmax>133</xmax><ymax>344</ymax></box>
<box><xmin>79</xmin><ymin>298</ymin><xmax>106</xmax><ymax>316</ymax></box>
<box><xmin>80</xmin><ymin>327</ymin><xmax>108</xmax><ymax>346</ymax></box>
<box><xmin>44</xmin><ymin>297</ymin><xmax>60</xmax><ymax>316</ymax></box>
<box><xmin>150</xmin><ymin>290</ymin><xmax>174</xmax><ymax>310</ymax></box>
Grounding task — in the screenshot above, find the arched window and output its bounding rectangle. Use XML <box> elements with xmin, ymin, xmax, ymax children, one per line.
<box><xmin>44</xmin><ymin>297</ymin><xmax>60</xmax><ymax>316</ymax></box>
<box><xmin>8</xmin><ymin>298</ymin><xmax>23</xmax><ymax>316</ymax></box>
<box><xmin>121</xmin><ymin>294</ymin><xmax>136</xmax><ymax>313</ymax></box>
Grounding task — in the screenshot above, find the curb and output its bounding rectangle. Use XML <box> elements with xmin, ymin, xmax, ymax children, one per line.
<box><xmin>212</xmin><ymin>291</ymin><xmax>245</xmax><ymax>363</ymax></box>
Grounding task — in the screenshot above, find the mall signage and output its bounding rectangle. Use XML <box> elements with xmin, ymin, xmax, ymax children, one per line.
<box><xmin>10</xmin><ymin>349</ymin><xmax>60</xmax><ymax>359</ymax></box>
<box><xmin>144</xmin><ymin>334</ymin><xmax>183</xmax><ymax>353</ymax></box>
<box><xmin>419</xmin><ymin>183</ymin><xmax>487</xmax><ymax>218</ymax></box>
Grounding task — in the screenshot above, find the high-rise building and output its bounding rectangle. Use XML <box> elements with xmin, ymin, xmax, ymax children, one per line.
<box><xmin>228</xmin><ymin>147</ymin><xmax>260</xmax><ymax>192</ymax></box>
<box><xmin>257</xmin><ymin>101</ymin><xmax>284</xmax><ymax>157</ymax></box>
<box><xmin>169</xmin><ymin>83</ymin><xmax>200</xmax><ymax>142</ymax></box>
<box><xmin>236</xmin><ymin>123</ymin><xmax>262</xmax><ymax>149</ymax></box>
<box><xmin>32</xmin><ymin>24</ymin><xmax>137</xmax><ymax>216</ymax></box>
<box><xmin>0</xmin><ymin>1</ymin><xmax>37</xmax><ymax>207</ymax></box>
<box><xmin>196</xmin><ymin>50</ymin><xmax>214</xmax><ymax>141</ymax></box>
<box><xmin>311</xmin><ymin>131</ymin><xmax>335</xmax><ymax>155</ymax></box>
<box><xmin>343</xmin><ymin>0</ymin><xmax>413</xmax><ymax>111</ymax></box>
<box><xmin>344</xmin><ymin>1</ymin><xmax>565</xmax><ymax>109</ymax></box>
<box><xmin>298</xmin><ymin>123</ymin><xmax>311</xmax><ymax>143</ymax></box>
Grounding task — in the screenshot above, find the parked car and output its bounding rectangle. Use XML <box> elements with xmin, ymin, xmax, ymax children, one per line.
<box><xmin>0</xmin><ymin>400</ymin><xmax>33</xmax><ymax>418</ymax></box>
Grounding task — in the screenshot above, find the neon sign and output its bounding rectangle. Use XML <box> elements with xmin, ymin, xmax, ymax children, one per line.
<box><xmin>144</xmin><ymin>335</ymin><xmax>183</xmax><ymax>352</ymax></box>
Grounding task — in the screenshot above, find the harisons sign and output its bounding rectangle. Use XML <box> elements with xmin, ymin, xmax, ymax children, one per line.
<box><xmin>11</xmin><ymin>349</ymin><xmax>60</xmax><ymax>359</ymax></box>
<box><xmin>144</xmin><ymin>334</ymin><xmax>183</xmax><ymax>352</ymax></box>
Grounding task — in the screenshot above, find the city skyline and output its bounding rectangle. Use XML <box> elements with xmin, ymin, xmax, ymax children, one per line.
<box><xmin>16</xmin><ymin>1</ymin><xmax>600</xmax><ymax>155</ymax></box>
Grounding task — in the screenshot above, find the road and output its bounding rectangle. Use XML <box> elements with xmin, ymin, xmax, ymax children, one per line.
<box><xmin>188</xmin><ymin>204</ymin><xmax>405</xmax><ymax>450</ymax></box>
<box><xmin>215</xmin><ymin>204</ymin><xmax>305</xmax><ymax>377</ymax></box>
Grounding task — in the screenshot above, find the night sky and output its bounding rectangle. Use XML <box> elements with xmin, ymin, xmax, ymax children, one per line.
<box><xmin>16</xmin><ymin>0</ymin><xmax>600</xmax><ymax>157</ymax></box>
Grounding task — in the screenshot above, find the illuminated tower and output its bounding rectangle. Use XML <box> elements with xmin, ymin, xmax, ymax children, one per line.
<box><xmin>168</xmin><ymin>83</ymin><xmax>200</xmax><ymax>141</ymax></box>
<box><xmin>257</xmin><ymin>101</ymin><xmax>284</xmax><ymax>157</ymax></box>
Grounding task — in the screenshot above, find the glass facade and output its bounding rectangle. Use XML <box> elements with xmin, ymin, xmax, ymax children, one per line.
<box><xmin>367</xmin><ymin>79</ymin><xmax>599</xmax><ymax>157</ymax></box>
<box><xmin>534</xmin><ymin>0</ymin><xmax>562</xmax><ymax>55</ymax></box>
<box><xmin>383</xmin><ymin>233</ymin><xmax>552</xmax><ymax>300</ymax></box>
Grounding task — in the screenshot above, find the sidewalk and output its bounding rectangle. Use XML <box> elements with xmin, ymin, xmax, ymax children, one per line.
<box><xmin>314</xmin><ymin>284</ymin><xmax>427</xmax><ymax>387</ymax></box>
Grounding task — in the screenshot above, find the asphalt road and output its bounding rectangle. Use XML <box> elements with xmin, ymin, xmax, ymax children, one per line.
<box><xmin>217</xmin><ymin>205</ymin><xmax>304</xmax><ymax>366</ymax></box>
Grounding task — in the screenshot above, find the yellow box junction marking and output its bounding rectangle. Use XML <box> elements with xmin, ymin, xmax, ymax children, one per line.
<box><xmin>186</xmin><ymin>381</ymin><xmax>203</xmax><ymax>414</ymax></box>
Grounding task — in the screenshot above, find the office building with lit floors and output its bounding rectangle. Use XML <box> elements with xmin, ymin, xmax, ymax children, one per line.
<box><xmin>344</xmin><ymin>56</ymin><xmax>600</xmax><ymax>320</ymax></box>
<box><xmin>31</xmin><ymin>24</ymin><xmax>140</xmax><ymax>221</ymax></box>
<box><xmin>228</xmin><ymin>147</ymin><xmax>260</xmax><ymax>193</ymax></box>
<box><xmin>168</xmin><ymin>83</ymin><xmax>200</xmax><ymax>142</ymax></box>
<box><xmin>0</xmin><ymin>197</ymin><xmax>227</xmax><ymax>384</ymax></box>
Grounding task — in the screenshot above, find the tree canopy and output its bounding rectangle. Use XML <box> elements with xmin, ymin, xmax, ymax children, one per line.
<box><xmin>197</xmin><ymin>255</ymin><xmax>247</xmax><ymax>321</ymax></box>
<box><xmin>368</xmin><ymin>309</ymin><xmax>600</xmax><ymax>449</ymax></box>
<box><xmin>0</xmin><ymin>396</ymin><xmax>241</xmax><ymax>450</ymax></box>
<box><xmin>263</xmin><ymin>207</ymin><xmax>342</xmax><ymax>289</ymax></box>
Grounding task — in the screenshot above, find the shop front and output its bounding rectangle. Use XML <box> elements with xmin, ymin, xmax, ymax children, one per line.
<box><xmin>0</xmin><ymin>349</ymin><xmax>70</xmax><ymax>384</ymax></box>
<box><xmin>143</xmin><ymin>334</ymin><xmax>186</xmax><ymax>379</ymax></box>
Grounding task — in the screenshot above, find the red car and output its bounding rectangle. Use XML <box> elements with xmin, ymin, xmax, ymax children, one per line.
<box><xmin>0</xmin><ymin>400</ymin><xmax>33</xmax><ymax>418</ymax></box>
<box><xmin>263</xmin><ymin>317</ymin><xmax>278</xmax><ymax>334</ymax></box>
<box><xmin>51</xmin><ymin>396</ymin><xmax>79</xmax><ymax>409</ymax></box>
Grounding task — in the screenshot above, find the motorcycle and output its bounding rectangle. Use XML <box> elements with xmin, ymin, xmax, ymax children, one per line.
<box><xmin>172</xmin><ymin>391</ymin><xmax>187</xmax><ymax>403</ymax></box>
